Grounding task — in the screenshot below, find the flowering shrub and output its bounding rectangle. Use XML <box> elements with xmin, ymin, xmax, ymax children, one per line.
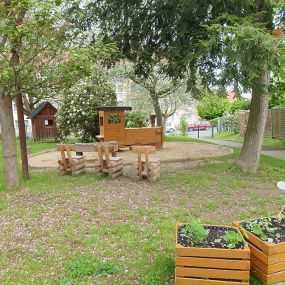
<box><xmin>57</xmin><ymin>73</ymin><xmax>116</xmax><ymax>142</ymax></box>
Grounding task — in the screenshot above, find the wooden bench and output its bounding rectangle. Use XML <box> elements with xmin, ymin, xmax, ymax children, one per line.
<box><xmin>133</xmin><ymin>145</ymin><xmax>160</xmax><ymax>182</ymax></box>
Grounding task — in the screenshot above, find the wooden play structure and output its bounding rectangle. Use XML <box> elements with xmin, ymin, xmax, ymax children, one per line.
<box><xmin>56</xmin><ymin>142</ymin><xmax>123</xmax><ymax>178</ymax></box>
<box><xmin>133</xmin><ymin>145</ymin><xmax>160</xmax><ymax>182</ymax></box>
<box><xmin>96</xmin><ymin>106</ymin><xmax>163</xmax><ymax>148</ymax></box>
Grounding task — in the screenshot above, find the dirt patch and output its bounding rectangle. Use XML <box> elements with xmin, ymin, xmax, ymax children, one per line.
<box><xmin>28</xmin><ymin>142</ymin><xmax>232</xmax><ymax>171</ymax></box>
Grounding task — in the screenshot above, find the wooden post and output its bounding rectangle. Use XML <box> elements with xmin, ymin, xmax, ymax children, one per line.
<box><xmin>104</xmin><ymin>146</ymin><xmax>110</xmax><ymax>172</ymax></box>
<box><xmin>97</xmin><ymin>145</ymin><xmax>104</xmax><ymax>173</ymax></box>
<box><xmin>60</xmin><ymin>145</ymin><xmax>68</xmax><ymax>173</ymax></box>
<box><xmin>66</xmin><ymin>145</ymin><xmax>73</xmax><ymax>169</ymax></box>
<box><xmin>16</xmin><ymin>94</ymin><xmax>29</xmax><ymax>180</ymax></box>
<box><xmin>137</xmin><ymin>147</ymin><xmax>142</xmax><ymax>179</ymax></box>
<box><xmin>145</xmin><ymin>148</ymin><xmax>149</xmax><ymax>179</ymax></box>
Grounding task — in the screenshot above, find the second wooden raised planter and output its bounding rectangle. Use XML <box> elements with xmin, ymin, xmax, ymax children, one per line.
<box><xmin>176</xmin><ymin>224</ymin><xmax>250</xmax><ymax>285</ymax></box>
<box><xmin>234</xmin><ymin>217</ymin><xmax>285</xmax><ymax>285</ymax></box>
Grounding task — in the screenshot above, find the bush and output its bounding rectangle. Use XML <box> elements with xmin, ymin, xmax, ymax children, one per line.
<box><xmin>179</xmin><ymin>116</ymin><xmax>188</xmax><ymax>136</ymax></box>
<box><xmin>125</xmin><ymin>111</ymin><xmax>149</xmax><ymax>128</ymax></box>
<box><xmin>197</xmin><ymin>94</ymin><xmax>231</xmax><ymax>120</ymax></box>
<box><xmin>220</xmin><ymin>114</ymin><xmax>239</xmax><ymax>134</ymax></box>
<box><xmin>57</xmin><ymin>72</ymin><xmax>116</xmax><ymax>142</ymax></box>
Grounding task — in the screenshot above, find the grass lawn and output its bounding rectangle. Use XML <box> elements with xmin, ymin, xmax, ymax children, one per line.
<box><xmin>213</xmin><ymin>132</ymin><xmax>285</xmax><ymax>149</ymax></box>
<box><xmin>164</xmin><ymin>135</ymin><xmax>209</xmax><ymax>143</ymax></box>
<box><xmin>0</xmin><ymin>139</ymin><xmax>285</xmax><ymax>284</ymax></box>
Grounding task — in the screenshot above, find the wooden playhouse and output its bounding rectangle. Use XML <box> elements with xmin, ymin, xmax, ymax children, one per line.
<box><xmin>27</xmin><ymin>102</ymin><xmax>58</xmax><ymax>141</ymax></box>
<box><xmin>96</xmin><ymin>106</ymin><xmax>163</xmax><ymax>148</ymax></box>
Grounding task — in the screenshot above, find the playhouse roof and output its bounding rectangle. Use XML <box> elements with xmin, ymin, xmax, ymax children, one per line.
<box><xmin>96</xmin><ymin>106</ymin><xmax>132</xmax><ymax>111</ymax></box>
<box><xmin>27</xmin><ymin>102</ymin><xmax>57</xmax><ymax>119</ymax></box>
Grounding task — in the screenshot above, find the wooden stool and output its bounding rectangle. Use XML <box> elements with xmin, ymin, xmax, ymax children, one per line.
<box><xmin>58</xmin><ymin>145</ymin><xmax>86</xmax><ymax>176</ymax></box>
<box><xmin>133</xmin><ymin>145</ymin><xmax>160</xmax><ymax>182</ymax></box>
<box><xmin>95</xmin><ymin>144</ymin><xmax>123</xmax><ymax>178</ymax></box>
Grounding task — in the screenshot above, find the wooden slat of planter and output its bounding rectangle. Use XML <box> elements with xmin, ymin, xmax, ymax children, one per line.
<box><xmin>251</xmin><ymin>255</ymin><xmax>285</xmax><ymax>274</ymax></box>
<box><xmin>176</xmin><ymin>267</ymin><xmax>250</xmax><ymax>281</ymax></box>
<box><xmin>176</xmin><ymin>278</ymin><xmax>249</xmax><ymax>285</ymax></box>
<box><xmin>251</xmin><ymin>264</ymin><xmax>285</xmax><ymax>284</ymax></box>
<box><xmin>248</xmin><ymin>243</ymin><xmax>268</xmax><ymax>264</ymax></box>
<box><xmin>176</xmin><ymin>256</ymin><xmax>250</xmax><ymax>270</ymax></box>
<box><xmin>249</xmin><ymin>240</ymin><xmax>285</xmax><ymax>265</ymax></box>
<box><xmin>176</xmin><ymin>246</ymin><xmax>250</xmax><ymax>260</ymax></box>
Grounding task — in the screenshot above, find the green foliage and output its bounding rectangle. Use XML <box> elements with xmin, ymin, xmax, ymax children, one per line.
<box><xmin>230</xmin><ymin>99</ymin><xmax>251</xmax><ymax>114</ymax></box>
<box><xmin>83</xmin><ymin>0</ymin><xmax>284</xmax><ymax>92</ymax></box>
<box><xmin>270</xmin><ymin>93</ymin><xmax>285</xmax><ymax>108</ymax></box>
<box><xmin>0</xmin><ymin>0</ymin><xmax>118</xmax><ymax>115</ymax></box>
<box><xmin>181</xmin><ymin>221</ymin><xmax>209</xmax><ymax>245</ymax></box>
<box><xmin>57</xmin><ymin>72</ymin><xmax>116</xmax><ymax>142</ymax></box>
<box><xmin>125</xmin><ymin>111</ymin><xmax>149</xmax><ymax>128</ymax></box>
<box><xmin>179</xmin><ymin>116</ymin><xmax>188</xmax><ymax>136</ymax></box>
<box><xmin>270</xmin><ymin>63</ymin><xmax>285</xmax><ymax>108</ymax></box>
<box><xmin>67</xmin><ymin>254</ymin><xmax>120</xmax><ymax>279</ymax></box>
<box><xmin>55</xmin><ymin>276</ymin><xmax>75</xmax><ymax>285</ymax></box>
<box><xmin>245</xmin><ymin>218</ymin><xmax>278</xmax><ymax>242</ymax></box>
<box><xmin>197</xmin><ymin>95</ymin><xmax>231</xmax><ymax>120</ymax></box>
<box><xmin>223</xmin><ymin>230</ymin><xmax>243</xmax><ymax>249</ymax></box>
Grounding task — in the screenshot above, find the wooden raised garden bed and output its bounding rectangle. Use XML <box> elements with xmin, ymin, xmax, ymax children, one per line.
<box><xmin>176</xmin><ymin>223</ymin><xmax>250</xmax><ymax>285</ymax></box>
<box><xmin>234</xmin><ymin>217</ymin><xmax>285</xmax><ymax>284</ymax></box>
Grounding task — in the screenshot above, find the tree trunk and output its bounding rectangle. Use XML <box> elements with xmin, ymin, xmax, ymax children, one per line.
<box><xmin>162</xmin><ymin>115</ymin><xmax>167</xmax><ymax>130</ymax></box>
<box><xmin>151</xmin><ymin>94</ymin><xmax>163</xmax><ymax>126</ymax></box>
<box><xmin>16</xmin><ymin>94</ymin><xmax>29</xmax><ymax>179</ymax></box>
<box><xmin>11</xmin><ymin>43</ymin><xmax>29</xmax><ymax>180</ymax></box>
<box><xmin>0</xmin><ymin>93</ymin><xmax>20</xmax><ymax>189</ymax></box>
<box><xmin>236</xmin><ymin>67</ymin><xmax>270</xmax><ymax>172</ymax></box>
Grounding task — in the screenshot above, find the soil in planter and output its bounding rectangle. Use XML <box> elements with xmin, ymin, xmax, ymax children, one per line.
<box><xmin>177</xmin><ymin>225</ymin><xmax>245</xmax><ymax>249</ymax></box>
<box><xmin>240</xmin><ymin>217</ymin><xmax>285</xmax><ymax>244</ymax></box>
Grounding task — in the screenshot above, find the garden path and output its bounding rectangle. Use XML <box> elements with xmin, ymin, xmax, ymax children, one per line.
<box><xmin>201</xmin><ymin>138</ymin><xmax>285</xmax><ymax>161</ymax></box>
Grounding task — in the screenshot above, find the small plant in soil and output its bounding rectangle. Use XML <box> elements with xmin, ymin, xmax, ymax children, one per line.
<box><xmin>240</xmin><ymin>217</ymin><xmax>285</xmax><ymax>243</ymax></box>
<box><xmin>222</xmin><ymin>230</ymin><xmax>243</xmax><ymax>249</ymax></box>
<box><xmin>181</xmin><ymin>221</ymin><xmax>209</xmax><ymax>245</ymax></box>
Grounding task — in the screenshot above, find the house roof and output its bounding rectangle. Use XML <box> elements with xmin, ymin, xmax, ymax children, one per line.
<box><xmin>27</xmin><ymin>102</ymin><xmax>57</xmax><ymax>119</ymax></box>
<box><xmin>96</xmin><ymin>106</ymin><xmax>132</xmax><ymax>111</ymax></box>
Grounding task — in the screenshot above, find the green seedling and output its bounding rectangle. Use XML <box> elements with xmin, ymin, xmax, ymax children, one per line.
<box><xmin>181</xmin><ymin>221</ymin><xmax>209</xmax><ymax>245</ymax></box>
<box><xmin>246</xmin><ymin>218</ymin><xmax>278</xmax><ymax>241</ymax></box>
<box><xmin>223</xmin><ymin>230</ymin><xmax>243</xmax><ymax>249</ymax></box>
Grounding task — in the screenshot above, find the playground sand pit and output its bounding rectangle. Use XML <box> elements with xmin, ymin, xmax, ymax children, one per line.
<box><xmin>29</xmin><ymin>142</ymin><xmax>233</xmax><ymax>172</ymax></box>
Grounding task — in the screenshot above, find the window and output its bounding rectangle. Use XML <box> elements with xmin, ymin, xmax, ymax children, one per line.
<box><xmin>108</xmin><ymin>114</ymin><xmax>120</xmax><ymax>124</ymax></box>
<box><xmin>100</xmin><ymin>117</ymin><xmax>104</xmax><ymax>126</ymax></box>
<box><xmin>44</xmin><ymin>119</ymin><xmax>53</xmax><ymax>126</ymax></box>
